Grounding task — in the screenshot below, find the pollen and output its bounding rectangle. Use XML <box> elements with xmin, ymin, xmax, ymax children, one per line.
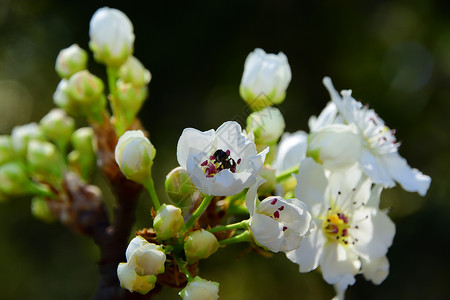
<box><xmin>322</xmin><ymin>210</ymin><xmax>351</xmax><ymax>246</ymax></box>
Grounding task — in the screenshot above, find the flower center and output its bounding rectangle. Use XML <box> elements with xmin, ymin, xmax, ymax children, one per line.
<box><xmin>322</xmin><ymin>210</ymin><xmax>351</xmax><ymax>245</ymax></box>
<box><xmin>364</xmin><ymin>116</ymin><xmax>399</xmax><ymax>155</ymax></box>
<box><xmin>200</xmin><ymin>149</ymin><xmax>241</xmax><ymax>178</ymax></box>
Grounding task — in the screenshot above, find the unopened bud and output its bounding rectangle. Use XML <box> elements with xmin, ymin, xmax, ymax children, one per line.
<box><xmin>165</xmin><ymin>166</ymin><xmax>196</xmax><ymax>207</ymax></box>
<box><xmin>27</xmin><ymin>140</ymin><xmax>63</xmax><ymax>178</ymax></box>
<box><xmin>40</xmin><ymin>108</ymin><xmax>75</xmax><ymax>150</ymax></box>
<box><xmin>89</xmin><ymin>7</ymin><xmax>135</xmax><ymax>67</ymax></box>
<box><xmin>115</xmin><ymin>130</ymin><xmax>156</xmax><ymax>185</ymax></box>
<box><xmin>116</xmin><ymin>80</ymin><xmax>147</xmax><ymax>124</ymax></box>
<box><xmin>71</xmin><ymin>128</ymin><xmax>96</xmax><ymax>180</ymax></box>
<box><xmin>240</xmin><ymin>48</ymin><xmax>291</xmax><ymax>110</ymax></box>
<box><xmin>179</xmin><ymin>276</ymin><xmax>219</xmax><ymax>300</ymax></box>
<box><xmin>55</xmin><ymin>44</ymin><xmax>88</xmax><ymax>79</ymax></box>
<box><xmin>0</xmin><ymin>162</ymin><xmax>38</xmax><ymax>196</ymax></box>
<box><xmin>67</xmin><ymin>70</ymin><xmax>105</xmax><ymax>115</ymax></box>
<box><xmin>53</xmin><ymin>79</ymin><xmax>83</xmax><ymax>116</ymax></box>
<box><xmin>247</xmin><ymin>106</ymin><xmax>285</xmax><ymax>145</ymax></box>
<box><xmin>11</xmin><ymin>123</ymin><xmax>45</xmax><ymax>157</ymax></box>
<box><xmin>0</xmin><ymin>135</ymin><xmax>15</xmax><ymax>165</ymax></box>
<box><xmin>119</xmin><ymin>56</ymin><xmax>151</xmax><ymax>87</ymax></box>
<box><xmin>153</xmin><ymin>204</ymin><xmax>184</xmax><ymax>240</ymax></box>
<box><xmin>117</xmin><ymin>262</ymin><xmax>156</xmax><ymax>295</ymax></box>
<box><xmin>126</xmin><ymin>237</ymin><xmax>166</xmax><ymax>276</ymax></box>
<box><xmin>184</xmin><ymin>229</ymin><xmax>219</xmax><ymax>264</ymax></box>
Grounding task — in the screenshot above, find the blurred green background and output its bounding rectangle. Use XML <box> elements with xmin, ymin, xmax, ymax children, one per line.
<box><xmin>0</xmin><ymin>0</ymin><xmax>449</xmax><ymax>299</ymax></box>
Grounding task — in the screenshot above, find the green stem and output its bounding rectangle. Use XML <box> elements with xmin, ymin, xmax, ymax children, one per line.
<box><xmin>219</xmin><ymin>231</ymin><xmax>251</xmax><ymax>245</ymax></box>
<box><xmin>209</xmin><ymin>219</ymin><xmax>249</xmax><ymax>233</ymax></box>
<box><xmin>184</xmin><ymin>195</ymin><xmax>213</xmax><ymax>230</ymax></box>
<box><xmin>144</xmin><ymin>176</ymin><xmax>161</xmax><ymax>211</ymax></box>
<box><xmin>106</xmin><ymin>67</ymin><xmax>126</xmax><ymax>134</ymax></box>
<box><xmin>175</xmin><ymin>256</ymin><xmax>193</xmax><ymax>282</ymax></box>
<box><xmin>275</xmin><ymin>165</ymin><xmax>300</xmax><ymax>182</ymax></box>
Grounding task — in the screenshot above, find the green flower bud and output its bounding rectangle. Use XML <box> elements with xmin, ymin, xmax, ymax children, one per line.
<box><xmin>67</xmin><ymin>70</ymin><xmax>106</xmax><ymax>119</ymax></box>
<box><xmin>0</xmin><ymin>135</ymin><xmax>15</xmax><ymax>165</ymax></box>
<box><xmin>115</xmin><ymin>80</ymin><xmax>148</xmax><ymax>124</ymax></box>
<box><xmin>119</xmin><ymin>56</ymin><xmax>151</xmax><ymax>87</ymax></box>
<box><xmin>247</xmin><ymin>107</ymin><xmax>285</xmax><ymax>145</ymax></box>
<box><xmin>164</xmin><ymin>166</ymin><xmax>197</xmax><ymax>208</ymax></box>
<box><xmin>26</xmin><ymin>140</ymin><xmax>63</xmax><ymax>178</ymax></box>
<box><xmin>40</xmin><ymin>108</ymin><xmax>75</xmax><ymax>150</ymax></box>
<box><xmin>117</xmin><ymin>262</ymin><xmax>156</xmax><ymax>295</ymax></box>
<box><xmin>55</xmin><ymin>44</ymin><xmax>88</xmax><ymax>79</ymax></box>
<box><xmin>0</xmin><ymin>162</ymin><xmax>39</xmax><ymax>196</ymax></box>
<box><xmin>184</xmin><ymin>229</ymin><xmax>219</xmax><ymax>264</ymax></box>
<box><xmin>71</xmin><ymin>128</ymin><xmax>96</xmax><ymax>180</ymax></box>
<box><xmin>153</xmin><ymin>204</ymin><xmax>184</xmax><ymax>240</ymax></box>
<box><xmin>115</xmin><ymin>130</ymin><xmax>156</xmax><ymax>185</ymax></box>
<box><xmin>11</xmin><ymin>123</ymin><xmax>45</xmax><ymax>157</ymax></box>
<box><xmin>31</xmin><ymin>197</ymin><xmax>56</xmax><ymax>223</ymax></box>
<box><xmin>179</xmin><ymin>276</ymin><xmax>219</xmax><ymax>300</ymax></box>
<box><xmin>53</xmin><ymin>79</ymin><xmax>84</xmax><ymax>116</ymax></box>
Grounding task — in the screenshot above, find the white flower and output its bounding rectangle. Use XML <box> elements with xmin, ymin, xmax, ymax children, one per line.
<box><xmin>246</xmin><ymin>106</ymin><xmax>286</xmax><ymax>144</ymax></box>
<box><xmin>240</xmin><ymin>48</ymin><xmax>291</xmax><ymax>109</ymax></box>
<box><xmin>153</xmin><ymin>204</ymin><xmax>184</xmax><ymax>240</ymax></box>
<box><xmin>115</xmin><ymin>130</ymin><xmax>156</xmax><ymax>184</ymax></box>
<box><xmin>322</xmin><ymin>77</ymin><xmax>431</xmax><ymax>196</ymax></box>
<box><xmin>89</xmin><ymin>7</ymin><xmax>135</xmax><ymax>67</ymax></box>
<box><xmin>245</xmin><ymin>177</ymin><xmax>312</xmax><ymax>253</ymax></box>
<box><xmin>117</xmin><ymin>263</ymin><xmax>156</xmax><ymax>294</ymax></box>
<box><xmin>286</xmin><ymin>158</ymin><xmax>395</xmax><ymax>293</ymax></box>
<box><xmin>179</xmin><ymin>276</ymin><xmax>219</xmax><ymax>300</ymax></box>
<box><xmin>184</xmin><ymin>229</ymin><xmax>219</xmax><ymax>264</ymax></box>
<box><xmin>125</xmin><ymin>236</ymin><xmax>166</xmax><ymax>276</ymax></box>
<box><xmin>176</xmin><ymin>121</ymin><xmax>268</xmax><ymax>196</ymax></box>
<box><xmin>55</xmin><ymin>44</ymin><xmax>88</xmax><ymax>79</ymax></box>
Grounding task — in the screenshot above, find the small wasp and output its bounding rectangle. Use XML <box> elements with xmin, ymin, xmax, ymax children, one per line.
<box><xmin>212</xmin><ymin>149</ymin><xmax>240</xmax><ymax>172</ymax></box>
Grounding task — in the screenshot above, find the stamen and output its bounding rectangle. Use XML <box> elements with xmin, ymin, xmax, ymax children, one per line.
<box><xmin>273</xmin><ymin>211</ymin><xmax>280</xmax><ymax>219</ymax></box>
<box><xmin>270</xmin><ymin>198</ymin><xmax>278</xmax><ymax>205</ymax></box>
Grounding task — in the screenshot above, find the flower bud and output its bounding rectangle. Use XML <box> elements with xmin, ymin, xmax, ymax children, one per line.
<box><xmin>184</xmin><ymin>229</ymin><xmax>219</xmax><ymax>264</ymax></box>
<box><xmin>31</xmin><ymin>196</ymin><xmax>56</xmax><ymax>223</ymax></box>
<box><xmin>115</xmin><ymin>80</ymin><xmax>148</xmax><ymax>124</ymax></box>
<box><xmin>115</xmin><ymin>130</ymin><xmax>156</xmax><ymax>185</ymax></box>
<box><xmin>153</xmin><ymin>204</ymin><xmax>184</xmax><ymax>240</ymax></box>
<box><xmin>308</xmin><ymin>124</ymin><xmax>361</xmax><ymax>170</ymax></box>
<box><xmin>67</xmin><ymin>70</ymin><xmax>105</xmax><ymax>115</ymax></box>
<box><xmin>179</xmin><ymin>276</ymin><xmax>219</xmax><ymax>300</ymax></box>
<box><xmin>0</xmin><ymin>135</ymin><xmax>15</xmax><ymax>165</ymax></box>
<box><xmin>55</xmin><ymin>44</ymin><xmax>88</xmax><ymax>79</ymax></box>
<box><xmin>117</xmin><ymin>262</ymin><xmax>156</xmax><ymax>295</ymax></box>
<box><xmin>53</xmin><ymin>79</ymin><xmax>83</xmax><ymax>116</ymax></box>
<box><xmin>11</xmin><ymin>123</ymin><xmax>45</xmax><ymax>157</ymax></box>
<box><xmin>164</xmin><ymin>166</ymin><xmax>197</xmax><ymax>208</ymax></box>
<box><xmin>247</xmin><ymin>107</ymin><xmax>285</xmax><ymax>145</ymax></box>
<box><xmin>89</xmin><ymin>7</ymin><xmax>135</xmax><ymax>67</ymax></box>
<box><xmin>71</xmin><ymin>127</ymin><xmax>96</xmax><ymax>180</ymax></box>
<box><xmin>40</xmin><ymin>108</ymin><xmax>75</xmax><ymax>150</ymax></box>
<box><xmin>27</xmin><ymin>140</ymin><xmax>63</xmax><ymax>178</ymax></box>
<box><xmin>240</xmin><ymin>48</ymin><xmax>291</xmax><ymax>110</ymax></box>
<box><xmin>0</xmin><ymin>162</ymin><xmax>36</xmax><ymax>196</ymax></box>
<box><xmin>119</xmin><ymin>56</ymin><xmax>151</xmax><ymax>87</ymax></box>
<box><xmin>126</xmin><ymin>237</ymin><xmax>166</xmax><ymax>276</ymax></box>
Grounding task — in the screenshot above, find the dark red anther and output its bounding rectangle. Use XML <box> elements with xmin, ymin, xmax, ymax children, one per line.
<box><xmin>282</xmin><ymin>226</ymin><xmax>288</xmax><ymax>231</ymax></box>
<box><xmin>201</xmin><ymin>160</ymin><xmax>208</xmax><ymax>166</ymax></box>
<box><xmin>237</xmin><ymin>158</ymin><xmax>241</xmax><ymax>164</ymax></box>
<box><xmin>226</xmin><ymin>149</ymin><xmax>231</xmax><ymax>156</ymax></box>
<box><xmin>273</xmin><ymin>211</ymin><xmax>280</xmax><ymax>219</ymax></box>
<box><xmin>278</xmin><ymin>206</ymin><xmax>284</xmax><ymax>211</ymax></box>
<box><xmin>270</xmin><ymin>198</ymin><xmax>278</xmax><ymax>205</ymax></box>
<box><xmin>342</xmin><ymin>229</ymin><xmax>348</xmax><ymax>237</ymax></box>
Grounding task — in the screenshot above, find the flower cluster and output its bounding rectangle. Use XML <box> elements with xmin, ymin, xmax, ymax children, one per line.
<box><xmin>0</xmin><ymin>6</ymin><xmax>432</xmax><ymax>300</ymax></box>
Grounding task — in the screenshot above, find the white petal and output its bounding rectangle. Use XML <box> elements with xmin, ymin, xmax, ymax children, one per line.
<box><xmin>250</xmin><ymin>213</ymin><xmax>284</xmax><ymax>252</ymax></box>
<box><xmin>308</xmin><ymin>101</ymin><xmax>339</xmax><ymax>132</ymax></box>
<box><xmin>273</xmin><ymin>131</ymin><xmax>308</xmax><ymax>176</ymax></box>
<box><xmin>294</xmin><ymin>158</ymin><xmax>328</xmax><ymax>216</ymax></box>
<box><xmin>384</xmin><ymin>152</ymin><xmax>431</xmax><ymax>196</ymax></box>
<box><xmin>351</xmin><ymin>207</ymin><xmax>395</xmax><ymax>259</ymax></box>
<box><xmin>320</xmin><ymin>243</ymin><xmax>360</xmax><ymax>291</ymax></box>
<box><xmin>205</xmin><ymin>169</ymin><xmax>255</xmax><ymax>196</ymax></box>
<box><xmin>286</xmin><ymin>224</ymin><xmax>326</xmax><ymax>273</ymax></box>
<box><xmin>177</xmin><ymin>128</ymin><xmax>215</xmax><ymax>169</ymax></box>
<box><xmin>215</xmin><ymin>121</ymin><xmax>256</xmax><ymax>160</ymax></box>
<box><xmin>125</xmin><ymin>236</ymin><xmax>148</xmax><ymax>262</ymax></box>
<box><xmin>359</xmin><ymin>148</ymin><xmax>395</xmax><ymax>188</ymax></box>
<box><xmin>361</xmin><ymin>256</ymin><xmax>390</xmax><ymax>285</ymax></box>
